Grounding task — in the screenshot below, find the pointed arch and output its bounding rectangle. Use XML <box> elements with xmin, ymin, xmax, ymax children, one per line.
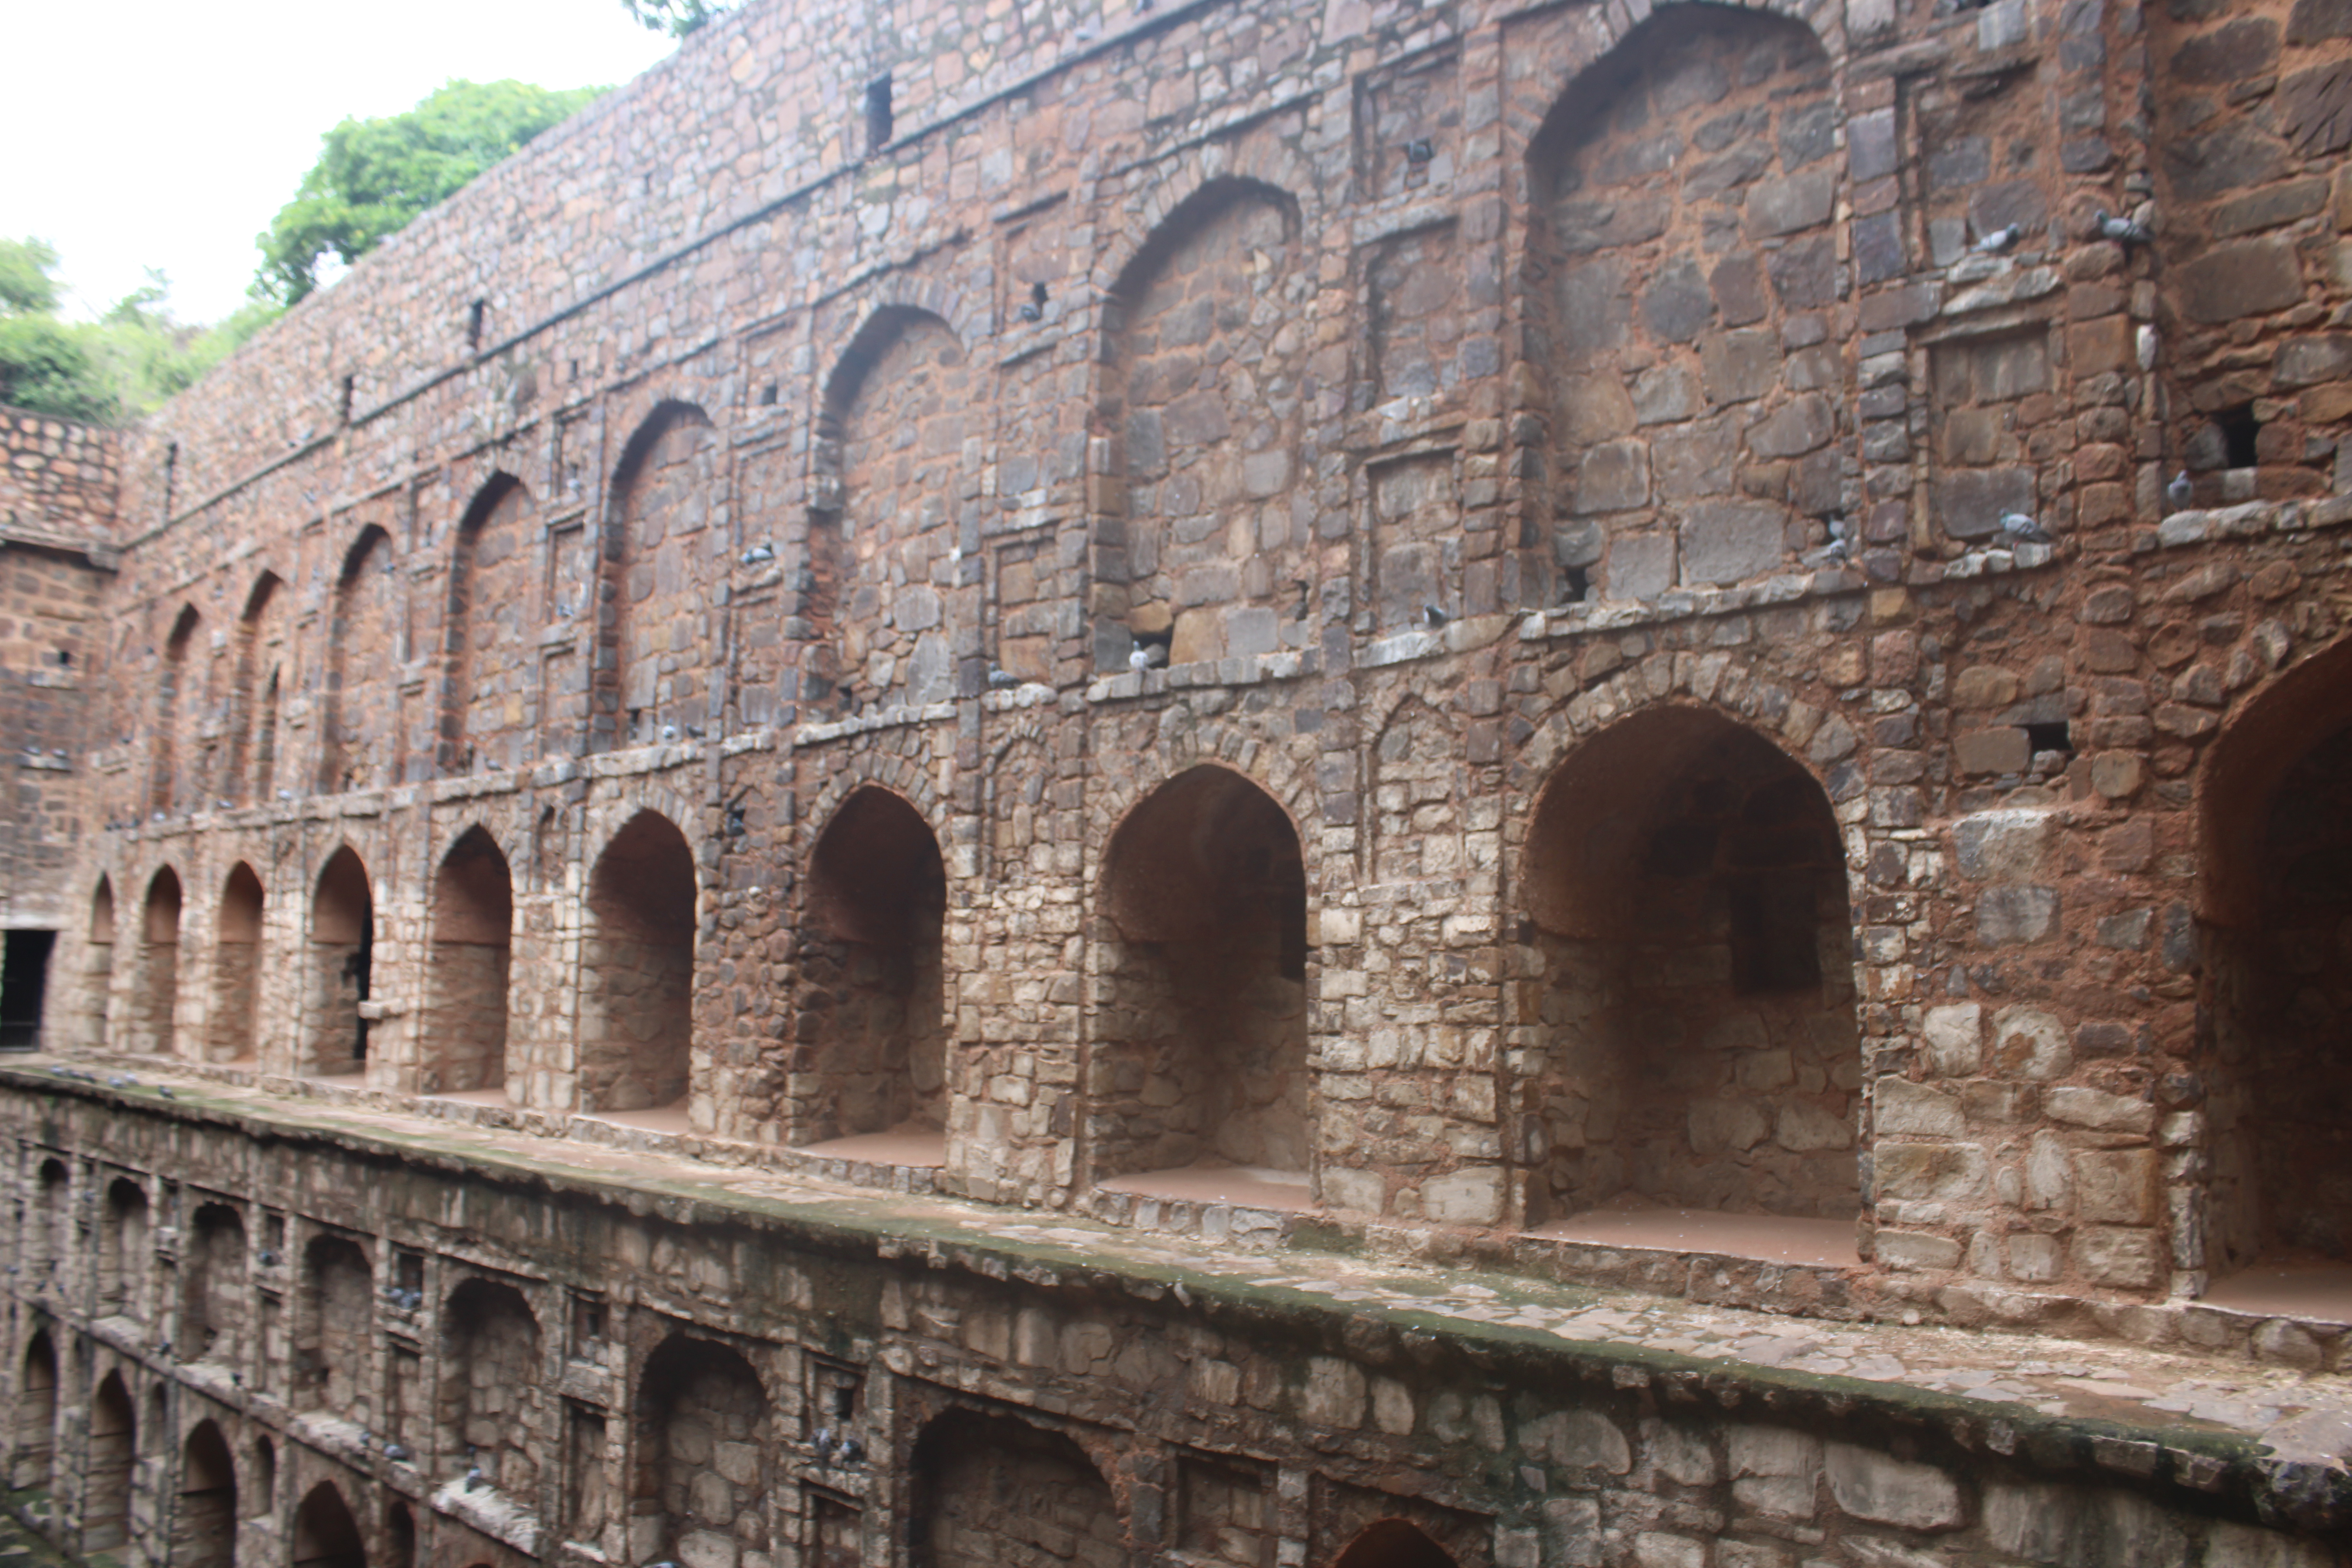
<box><xmin>292</xmin><ymin>1481</ymin><xmax>365</xmax><ymax>1568</ymax></box>
<box><xmin>438</xmin><ymin>1278</ymin><xmax>541</xmax><ymax>1499</ymax></box>
<box><xmin>136</xmin><ymin>866</ymin><xmax>185</xmax><ymax>1056</ymax></box>
<box><xmin>1521</xmin><ymin>704</ymin><xmax>1859</xmax><ymax>1244</ymax></box>
<box><xmin>440</xmin><ymin>472</ymin><xmax>533</xmax><ymax>776</ymax></box>
<box><xmin>177</xmin><ymin>1418</ymin><xmax>238</xmax><ymax>1568</ymax></box>
<box><xmin>85</xmin><ymin>1370</ymin><xmax>136</xmax><ymax>1551</ymax></box>
<box><xmin>1091</xmin><ymin>764</ymin><xmax>1311</xmax><ymax>1194</ymax></box>
<box><xmin>582</xmin><ymin>810</ymin><xmax>696</xmax><ymax>1113</ymax></box>
<box><xmin>1332</xmin><ymin>1521</ymin><xmax>1459</xmax><ymax>1568</ymax></box>
<box><xmin>425</xmin><ymin>826</ymin><xmax>514</xmax><ymax>1096</ymax></box>
<box><xmin>318</xmin><ymin>525</ymin><xmax>399</xmax><ymax>792</ymax></box>
<box><xmin>83</xmin><ymin>876</ymin><xmax>116</xmax><ymax>1050</ymax></box>
<box><xmin>631</xmin><ymin>1335</ymin><xmax>769</xmax><ymax>1567</ymax></box>
<box><xmin>792</xmin><ymin>786</ymin><xmax>948</xmax><ymax>1151</ymax></box>
<box><xmin>247</xmin><ymin>1436</ymin><xmax>274</xmax><ymax>1519</ymax></box>
<box><xmin>226</xmin><ymin>572</ymin><xmax>285</xmax><ymax>806</ymax></box>
<box><xmin>912</xmin><ymin>1408</ymin><xmax>1122</xmax><ymax>1568</ymax></box>
<box><xmin>307</xmin><ymin>847</ymin><xmax>374</xmax><ymax>1075</ymax></box>
<box><xmin>212</xmin><ymin>862</ymin><xmax>265</xmax><ymax>1062</ymax></box>
<box><xmin>99</xmin><ymin>1177</ymin><xmax>149</xmax><ymax>1318</ymax></box>
<box><xmin>299</xmin><ymin>1234</ymin><xmax>372</xmax><ymax>1421</ymax></box>
<box><xmin>13</xmin><ymin>1330</ymin><xmax>56</xmax><ymax>1491</ymax></box>
<box><xmin>152</xmin><ymin>604</ymin><xmax>203</xmax><ymax>816</ymax></box>
<box><xmin>183</xmin><ymin>1203</ymin><xmax>247</xmax><ymax>1366</ymax></box>
<box><xmin>595</xmin><ymin>403</ymin><xmax>714</xmax><ymax>752</ymax></box>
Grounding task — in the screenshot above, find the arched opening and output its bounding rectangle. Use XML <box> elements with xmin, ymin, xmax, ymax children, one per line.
<box><xmin>292</xmin><ymin>1482</ymin><xmax>365</xmax><ymax>1568</ymax></box>
<box><xmin>100</xmin><ymin>1178</ymin><xmax>150</xmax><ymax>1319</ymax></box>
<box><xmin>425</xmin><ymin>828</ymin><xmax>514</xmax><ymax>1098</ymax></box>
<box><xmin>15</xmin><ymin>1330</ymin><xmax>56</xmax><ymax>1491</ymax></box>
<box><xmin>439</xmin><ymin>474</ymin><xmax>534</xmax><ymax>776</ymax></box>
<box><xmin>1092</xmin><ymin>766</ymin><xmax>1311</xmax><ymax>1207</ymax></box>
<box><xmin>247</xmin><ymin>1437</ymin><xmax>274</xmax><ymax>1520</ymax></box>
<box><xmin>85</xmin><ymin>1370</ymin><xmax>136</xmax><ymax>1551</ymax></box>
<box><xmin>1332</xmin><ymin>1521</ymin><xmax>1459</xmax><ymax>1568</ymax></box>
<box><xmin>84</xmin><ymin>877</ymin><xmax>116</xmax><ymax>1050</ymax></box>
<box><xmin>183</xmin><ymin>1204</ymin><xmax>247</xmax><ymax>1366</ymax></box>
<box><xmin>1101</xmin><ymin>179</ymin><xmax>1310</xmax><ymax>671</ymax></box>
<box><xmin>630</xmin><ymin>1336</ymin><xmax>768</xmax><ymax>1568</ymax></box>
<box><xmin>34</xmin><ymin>1160</ymin><xmax>68</xmax><ymax>1281</ymax></box>
<box><xmin>581</xmin><ymin>811</ymin><xmax>695</xmax><ymax>1118</ymax></box>
<box><xmin>384</xmin><ymin>1502</ymin><xmax>414</xmax><ymax>1568</ymax></box>
<box><xmin>1523</xmin><ymin>8</ymin><xmax>1841</xmax><ymax>605</ymax></box>
<box><xmin>2200</xmin><ymin>639</ymin><xmax>2352</xmax><ymax>1312</ymax></box>
<box><xmin>912</xmin><ymin>1409</ymin><xmax>1122</xmax><ymax>1568</ymax></box>
<box><xmin>227</xmin><ymin>573</ymin><xmax>284</xmax><ymax>806</ymax></box>
<box><xmin>318</xmin><ymin>526</ymin><xmax>401</xmax><ymax>793</ymax></box>
<box><xmin>596</xmin><ymin>404</ymin><xmax>715</xmax><ymax>752</ymax></box>
<box><xmin>298</xmin><ymin>1235</ymin><xmax>373</xmax><ymax>1423</ymax></box>
<box><xmin>138</xmin><ymin>867</ymin><xmax>185</xmax><ymax>1057</ymax></box>
<box><xmin>811</xmin><ymin>309</ymin><xmax>971</xmax><ymax>708</ymax></box>
<box><xmin>1522</xmin><ymin>706</ymin><xmax>1859</xmax><ymax>1263</ymax></box>
<box><xmin>212</xmin><ymin>864</ymin><xmax>265</xmax><ymax>1063</ymax></box>
<box><xmin>307</xmin><ymin>849</ymin><xmax>374</xmax><ymax>1076</ymax></box>
<box><xmin>152</xmin><ymin>606</ymin><xmax>202</xmax><ymax>817</ymax></box>
<box><xmin>793</xmin><ymin>787</ymin><xmax>948</xmax><ymax>1161</ymax></box>
<box><xmin>176</xmin><ymin>1419</ymin><xmax>238</xmax><ymax>1568</ymax></box>
<box><xmin>438</xmin><ymin>1278</ymin><xmax>540</xmax><ymax>1499</ymax></box>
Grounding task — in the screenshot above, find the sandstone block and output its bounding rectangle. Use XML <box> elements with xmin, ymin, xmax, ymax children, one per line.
<box><xmin>1824</xmin><ymin>1442</ymin><xmax>1964</xmax><ymax>1530</ymax></box>
<box><xmin>2177</xmin><ymin>240</ymin><xmax>2305</xmax><ymax>324</ymax></box>
<box><xmin>1680</xmin><ymin>499</ymin><xmax>1786</xmax><ymax>585</ymax></box>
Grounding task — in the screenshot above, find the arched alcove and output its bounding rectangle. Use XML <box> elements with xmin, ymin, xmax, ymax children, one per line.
<box><xmin>227</xmin><ymin>572</ymin><xmax>284</xmax><ymax>806</ymax></box>
<box><xmin>318</xmin><ymin>526</ymin><xmax>401</xmax><ymax>793</ymax></box>
<box><xmin>1521</xmin><ymin>706</ymin><xmax>1860</xmax><ymax>1261</ymax></box>
<box><xmin>299</xmin><ymin>1235</ymin><xmax>373</xmax><ymax>1423</ymax></box>
<box><xmin>138</xmin><ymin>867</ymin><xmax>184</xmax><ymax>1057</ymax></box>
<box><xmin>34</xmin><ymin>1160</ymin><xmax>68</xmax><ymax>1280</ymax></box>
<box><xmin>183</xmin><ymin>1203</ymin><xmax>247</xmax><ymax>1366</ymax></box>
<box><xmin>438</xmin><ymin>1278</ymin><xmax>540</xmax><ymax>1499</ymax></box>
<box><xmin>100</xmin><ymin>1177</ymin><xmax>149</xmax><ymax>1319</ymax></box>
<box><xmin>307</xmin><ymin>848</ymin><xmax>373</xmax><ymax>1076</ymax></box>
<box><xmin>596</xmin><ymin>404</ymin><xmax>715</xmax><ymax>752</ymax></box>
<box><xmin>1332</xmin><ymin>1521</ymin><xmax>1459</xmax><ymax>1568</ymax></box>
<box><xmin>14</xmin><ymin>1330</ymin><xmax>56</xmax><ymax>1491</ymax></box>
<box><xmin>2199</xmin><ymin>638</ymin><xmax>2352</xmax><ymax>1303</ymax></box>
<box><xmin>912</xmin><ymin>1409</ymin><xmax>1122</xmax><ymax>1568</ymax></box>
<box><xmin>248</xmin><ymin>1437</ymin><xmax>275</xmax><ymax>1520</ymax></box>
<box><xmin>292</xmin><ymin>1482</ymin><xmax>365</xmax><ymax>1568</ymax></box>
<box><xmin>1523</xmin><ymin>7</ymin><xmax>1842</xmax><ymax>604</ymax></box>
<box><xmin>85</xmin><ymin>877</ymin><xmax>116</xmax><ymax>1051</ymax></box>
<box><xmin>152</xmin><ymin>606</ymin><xmax>202</xmax><ymax>816</ymax></box>
<box><xmin>1092</xmin><ymin>766</ymin><xmax>1311</xmax><ymax>1205</ymax></box>
<box><xmin>385</xmin><ymin>1502</ymin><xmax>414</xmax><ymax>1568</ymax></box>
<box><xmin>793</xmin><ymin>787</ymin><xmax>947</xmax><ymax>1158</ymax></box>
<box><xmin>440</xmin><ymin>474</ymin><xmax>534</xmax><ymax>775</ymax></box>
<box><xmin>212</xmin><ymin>863</ymin><xmax>265</xmax><ymax>1063</ymax></box>
<box><xmin>425</xmin><ymin>828</ymin><xmax>514</xmax><ymax>1097</ymax></box>
<box><xmin>85</xmin><ymin>1370</ymin><xmax>136</xmax><ymax>1551</ymax></box>
<box><xmin>631</xmin><ymin>1336</ymin><xmax>768</xmax><ymax>1567</ymax></box>
<box><xmin>582</xmin><ymin>811</ymin><xmax>695</xmax><ymax>1116</ymax></box>
<box><xmin>176</xmin><ymin>1419</ymin><xmax>238</xmax><ymax>1568</ymax></box>
<box><xmin>1101</xmin><ymin>179</ymin><xmax>1311</xmax><ymax>670</ymax></box>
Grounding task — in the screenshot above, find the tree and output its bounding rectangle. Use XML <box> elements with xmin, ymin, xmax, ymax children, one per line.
<box><xmin>621</xmin><ymin>0</ymin><xmax>732</xmax><ymax>36</ymax></box>
<box><xmin>256</xmin><ymin>79</ymin><xmax>608</xmax><ymax>305</ymax></box>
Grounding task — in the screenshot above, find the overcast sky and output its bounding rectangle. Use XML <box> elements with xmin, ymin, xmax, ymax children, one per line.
<box><xmin>2</xmin><ymin>0</ymin><xmax>681</xmax><ymax>324</ymax></box>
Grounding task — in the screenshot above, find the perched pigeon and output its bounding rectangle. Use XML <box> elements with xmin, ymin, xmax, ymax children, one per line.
<box><xmin>739</xmin><ymin>541</ymin><xmax>775</xmax><ymax>566</ymax></box>
<box><xmin>2167</xmin><ymin>470</ymin><xmax>2193</xmax><ymax>508</ymax></box>
<box><xmin>257</xmin><ymin>1249</ymin><xmax>279</xmax><ymax>1267</ymax></box>
<box><xmin>1017</xmin><ymin>301</ymin><xmax>1044</xmax><ymax>322</ymax></box>
<box><xmin>659</xmin><ymin>724</ymin><xmax>679</xmax><ymax>742</ymax></box>
<box><xmin>2000</xmin><ymin>512</ymin><xmax>2054</xmax><ymax>545</ymax></box>
<box><xmin>1973</xmin><ymin>223</ymin><xmax>2023</xmax><ymax>253</ymax></box>
<box><xmin>465</xmin><ymin>1468</ymin><xmax>485</xmax><ymax>1491</ymax></box>
<box><xmin>988</xmin><ymin>667</ymin><xmax>1021</xmax><ymax>688</ymax></box>
<box><xmin>1129</xmin><ymin>648</ymin><xmax>1151</xmax><ymax>671</ymax></box>
<box><xmin>2094</xmin><ymin>209</ymin><xmax>2153</xmax><ymax>247</ymax></box>
<box><xmin>156</xmin><ymin>1086</ymin><xmax>176</xmax><ymax>1100</ymax></box>
<box><xmin>385</xmin><ymin>1443</ymin><xmax>412</xmax><ymax>1463</ymax></box>
<box><xmin>1422</xmin><ymin>603</ymin><xmax>1447</xmax><ymax>627</ymax></box>
<box><xmin>838</xmin><ymin>1437</ymin><xmax>866</xmax><ymax>1465</ymax></box>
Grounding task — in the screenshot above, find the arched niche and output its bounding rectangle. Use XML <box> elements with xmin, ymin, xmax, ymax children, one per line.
<box><xmin>630</xmin><ymin>1336</ymin><xmax>768</xmax><ymax>1567</ymax></box>
<box><xmin>176</xmin><ymin>1419</ymin><xmax>238</xmax><ymax>1568</ymax></box>
<box><xmin>307</xmin><ymin>848</ymin><xmax>373</xmax><ymax>1076</ymax></box>
<box><xmin>438</xmin><ymin>1278</ymin><xmax>541</xmax><ymax>1500</ymax></box>
<box><xmin>85</xmin><ymin>1370</ymin><xmax>136</xmax><ymax>1552</ymax></box>
<box><xmin>582</xmin><ymin>811</ymin><xmax>695</xmax><ymax>1116</ymax></box>
<box><xmin>14</xmin><ymin>1330</ymin><xmax>56</xmax><ymax>1491</ymax></box>
<box><xmin>1521</xmin><ymin>705</ymin><xmax>1860</xmax><ymax>1258</ymax></box>
<box><xmin>153</xmin><ymin>605</ymin><xmax>202</xmax><ymax>816</ymax></box>
<box><xmin>228</xmin><ymin>572</ymin><xmax>285</xmax><ymax>806</ymax></box>
<box><xmin>793</xmin><ymin>787</ymin><xmax>948</xmax><ymax>1156</ymax></box>
<box><xmin>212</xmin><ymin>862</ymin><xmax>266</xmax><ymax>1063</ymax></box>
<box><xmin>318</xmin><ymin>526</ymin><xmax>401</xmax><ymax>793</ymax></box>
<box><xmin>596</xmin><ymin>404</ymin><xmax>715</xmax><ymax>752</ymax></box>
<box><xmin>298</xmin><ymin>1234</ymin><xmax>373</xmax><ymax>1423</ymax></box>
<box><xmin>99</xmin><ymin>1177</ymin><xmax>149</xmax><ymax>1318</ymax></box>
<box><xmin>1091</xmin><ymin>766</ymin><xmax>1311</xmax><ymax>1203</ymax></box>
<box><xmin>425</xmin><ymin>828</ymin><xmax>514</xmax><ymax>1098</ymax></box>
<box><xmin>912</xmin><ymin>1409</ymin><xmax>1123</xmax><ymax>1568</ymax></box>
<box><xmin>440</xmin><ymin>474</ymin><xmax>534</xmax><ymax>775</ymax></box>
<box><xmin>1332</xmin><ymin>1521</ymin><xmax>1460</xmax><ymax>1568</ymax></box>
<box><xmin>292</xmin><ymin>1482</ymin><xmax>365</xmax><ymax>1568</ymax></box>
<box><xmin>85</xmin><ymin>877</ymin><xmax>116</xmax><ymax>1051</ymax></box>
<box><xmin>183</xmin><ymin>1203</ymin><xmax>247</xmax><ymax>1367</ymax></box>
<box><xmin>137</xmin><ymin>867</ymin><xmax>184</xmax><ymax>1057</ymax></box>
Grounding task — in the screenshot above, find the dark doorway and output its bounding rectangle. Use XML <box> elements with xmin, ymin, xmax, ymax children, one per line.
<box><xmin>0</xmin><ymin>931</ymin><xmax>56</xmax><ymax>1049</ymax></box>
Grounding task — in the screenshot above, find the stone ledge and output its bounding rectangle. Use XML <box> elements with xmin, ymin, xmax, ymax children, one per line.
<box><xmin>1087</xmin><ymin>648</ymin><xmax>1316</xmax><ymax>702</ymax></box>
<box><xmin>793</xmin><ymin>701</ymin><xmax>957</xmax><ymax>746</ymax></box>
<box><xmin>1524</xmin><ymin>571</ymin><xmax>1864</xmax><ymax>641</ymax></box>
<box><xmin>2156</xmin><ymin>496</ymin><xmax>2352</xmax><ymax>549</ymax></box>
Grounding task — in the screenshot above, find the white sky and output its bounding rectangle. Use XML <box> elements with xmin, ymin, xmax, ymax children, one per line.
<box><xmin>1</xmin><ymin>0</ymin><xmax>682</xmax><ymax>325</ymax></box>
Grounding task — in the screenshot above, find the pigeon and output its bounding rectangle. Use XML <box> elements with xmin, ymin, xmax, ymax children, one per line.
<box><xmin>659</xmin><ymin>724</ymin><xmax>679</xmax><ymax>742</ymax></box>
<box><xmin>257</xmin><ymin>1249</ymin><xmax>279</xmax><ymax>1267</ymax></box>
<box><xmin>2094</xmin><ymin>209</ymin><xmax>2153</xmax><ymax>247</ymax></box>
<box><xmin>1017</xmin><ymin>301</ymin><xmax>1044</xmax><ymax>322</ymax></box>
<box><xmin>465</xmin><ymin>1468</ymin><xmax>485</xmax><ymax>1492</ymax></box>
<box><xmin>812</xmin><ymin>1428</ymin><xmax>836</xmax><ymax>1463</ymax></box>
<box><xmin>156</xmin><ymin>1340</ymin><xmax>170</xmax><ymax>1356</ymax></box>
<box><xmin>1129</xmin><ymin>648</ymin><xmax>1152</xmax><ymax>671</ymax></box>
<box><xmin>157</xmin><ymin>1086</ymin><xmax>176</xmax><ymax>1100</ymax></box>
<box><xmin>740</xmin><ymin>542</ymin><xmax>775</xmax><ymax>566</ymax></box>
<box><xmin>987</xmin><ymin>668</ymin><xmax>1020</xmax><ymax>688</ymax></box>
<box><xmin>1973</xmin><ymin>223</ymin><xmax>2023</xmax><ymax>253</ymax></box>
<box><xmin>385</xmin><ymin>1443</ymin><xmax>412</xmax><ymax>1463</ymax></box>
<box><xmin>278</xmin><ymin>789</ymin><xmax>294</xmax><ymax>800</ymax></box>
<box><xmin>838</xmin><ymin>1437</ymin><xmax>866</xmax><ymax>1465</ymax></box>
<box><xmin>107</xmin><ymin>1075</ymin><xmax>131</xmax><ymax>1089</ymax></box>
<box><xmin>2167</xmin><ymin>470</ymin><xmax>2193</xmax><ymax>508</ymax></box>
<box><xmin>1422</xmin><ymin>603</ymin><xmax>1447</xmax><ymax>627</ymax></box>
<box><xmin>2000</xmin><ymin>512</ymin><xmax>2054</xmax><ymax>545</ymax></box>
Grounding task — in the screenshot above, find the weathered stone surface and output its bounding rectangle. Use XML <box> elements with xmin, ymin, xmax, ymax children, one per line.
<box><xmin>1823</xmin><ymin>1444</ymin><xmax>1964</xmax><ymax>1531</ymax></box>
<box><xmin>1679</xmin><ymin>499</ymin><xmax>1786</xmax><ymax>584</ymax></box>
<box><xmin>2176</xmin><ymin>240</ymin><xmax>2306</xmax><ymax>323</ymax></box>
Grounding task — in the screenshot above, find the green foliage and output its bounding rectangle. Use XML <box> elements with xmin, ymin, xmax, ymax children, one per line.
<box><xmin>256</xmin><ymin>79</ymin><xmax>608</xmax><ymax>305</ymax></box>
<box><xmin>621</xmin><ymin>0</ymin><xmax>731</xmax><ymax>36</ymax></box>
<box><xmin>0</xmin><ymin>240</ymin><xmax>282</xmax><ymax>426</ymax></box>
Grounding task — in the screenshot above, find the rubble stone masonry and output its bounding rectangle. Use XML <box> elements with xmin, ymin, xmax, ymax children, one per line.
<box><xmin>7</xmin><ymin>0</ymin><xmax>2352</xmax><ymax>1560</ymax></box>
